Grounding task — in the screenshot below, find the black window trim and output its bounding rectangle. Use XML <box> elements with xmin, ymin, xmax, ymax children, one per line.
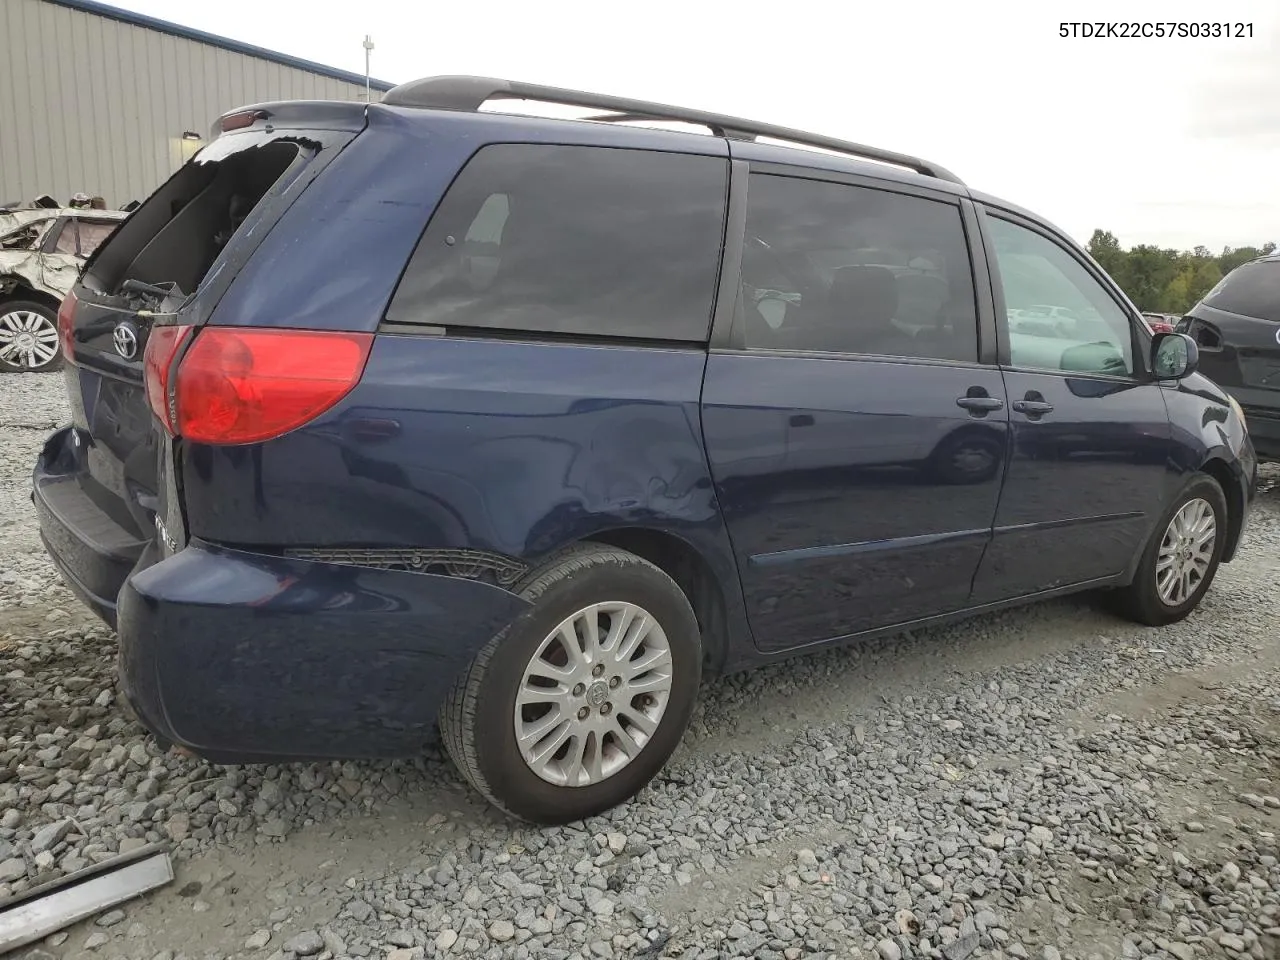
<box><xmin>975</xmin><ymin>203</ymin><xmax>1153</xmax><ymax>382</ymax></box>
<box><xmin>711</xmin><ymin>162</ymin><xmax>993</xmax><ymax>370</ymax></box>
<box><xmin>383</xmin><ymin>140</ymin><xmax>732</xmax><ymax>346</ymax></box>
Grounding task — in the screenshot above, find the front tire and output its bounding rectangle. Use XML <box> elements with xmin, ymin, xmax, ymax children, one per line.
<box><xmin>0</xmin><ymin>300</ymin><xmax>63</xmax><ymax>372</ymax></box>
<box><xmin>440</xmin><ymin>544</ymin><xmax>702</xmax><ymax>824</ymax></box>
<box><xmin>1111</xmin><ymin>474</ymin><xmax>1227</xmax><ymax>626</ymax></box>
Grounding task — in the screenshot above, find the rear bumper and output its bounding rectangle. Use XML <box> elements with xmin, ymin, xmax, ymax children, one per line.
<box><xmin>33</xmin><ymin>427</ymin><xmax>149</xmax><ymax>628</ymax></box>
<box><xmin>116</xmin><ymin>539</ymin><xmax>530</xmax><ymax>762</ymax></box>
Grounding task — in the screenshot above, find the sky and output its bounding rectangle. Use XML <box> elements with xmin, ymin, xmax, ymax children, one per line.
<box><xmin>110</xmin><ymin>0</ymin><xmax>1279</xmax><ymax>253</ymax></box>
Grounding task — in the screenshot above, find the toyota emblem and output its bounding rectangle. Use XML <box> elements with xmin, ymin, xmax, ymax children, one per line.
<box><xmin>112</xmin><ymin>322</ymin><xmax>138</xmax><ymax>360</ymax></box>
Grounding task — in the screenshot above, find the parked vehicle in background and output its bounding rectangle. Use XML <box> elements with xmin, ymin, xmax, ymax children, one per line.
<box><xmin>0</xmin><ymin>207</ymin><xmax>128</xmax><ymax>371</ymax></box>
<box><xmin>1180</xmin><ymin>253</ymin><xmax>1280</xmax><ymax>462</ymax></box>
<box><xmin>1143</xmin><ymin>312</ymin><xmax>1178</xmax><ymax>334</ymax></box>
<box><xmin>34</xmin><ymin>77</ymin><xmax>1257</xmax><ymax>824</ymax></box>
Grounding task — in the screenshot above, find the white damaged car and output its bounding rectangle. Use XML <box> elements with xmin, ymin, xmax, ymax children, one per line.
<box><xmin>0</xmin><ymin>208</ymin><xmax>127</xmax><ymax>371</ymax></box>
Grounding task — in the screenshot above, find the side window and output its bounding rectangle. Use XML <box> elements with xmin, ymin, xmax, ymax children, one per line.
<box><xmin>49</xmin><ymin>219</ymin><xmax>117</xmax><ymax>257</ymax></box>
<box><xmin>736</xmin><ymin>174</ymin><xmax>979</xmax><ymax>363</ymax></box>
<box><xmin>388</xmin><ymin>144</ymin><xmax>728</xmax><ymax>341</ymax></box>
<box><xmin>987</xmin><ymin>216</ymin><xmax>1135</xmax><ymax>376</ymax></box>
<box><xmin>77</xmin><ymin>220</ymin><xmax>120</xmax><ymax>258</ymax></box>
<box><xmin>52</xmin><ymin>221</ymin><xmax>80</xmax><ymax>255</ymax></box>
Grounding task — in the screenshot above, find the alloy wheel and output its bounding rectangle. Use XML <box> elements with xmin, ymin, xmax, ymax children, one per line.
<box><xmin>0</xmin><ymin>309</ymin><xmax>60</xmax><ymax>370</ymax></box>
<box><xmin>514</xmin><ymin>601</ymin><xmax>673</xmax><ymax>787</ymax></box>
<box><xmin>1156</xmin><ymin>497</ymin><xmax>1216</xmax><ymax>606</ymax></box>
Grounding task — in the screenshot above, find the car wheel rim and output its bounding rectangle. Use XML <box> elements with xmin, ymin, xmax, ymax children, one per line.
<box><xmin>0</xmin><ymin>310</ymin><xmax>60</xmax><ymax>369</ymax></box>
<box><xmin>1156</xmin><ymin>497</ymin><xmax>1216</xmax><ymax>607</ymax></box>
<box><xmin>514</xmin><ymin>601</ymin><xmax>673</xmax><ymax>788</ymax></box>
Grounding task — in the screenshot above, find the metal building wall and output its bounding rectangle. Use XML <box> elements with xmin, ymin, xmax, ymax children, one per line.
<box><xmin>1</xmin><ymin>0</ymin><xmax>374</xmax><ymax>207</ymax></box>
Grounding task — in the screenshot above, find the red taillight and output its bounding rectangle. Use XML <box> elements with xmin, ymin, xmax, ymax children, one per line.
<box><xmin>1152</xmin><ymin>321</ymin><xmax>1174</xmax><ymax>334</ymax></box>
<box><xmin>220</xmin><ymin>109</ymin><xmax>268</xmax><ymax>133</ymax></box>
<box><xmin>57</xmin><ymin>292</ymin><xmax>78</xmax><ymax>363</ymax></box>
<box><xmin>173</xmin><ymin>328</ymin><xmax>372</xmax><ymax>445</ymax></box>
<box><xmin>144</xmin><ymin>325</ymin><xmax>194</xmax><ymax>433</ymax></box>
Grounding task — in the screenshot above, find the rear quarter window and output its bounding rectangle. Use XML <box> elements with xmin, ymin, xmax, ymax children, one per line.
<box><xmin>387</xmin><ymin>144</ymin><xmax>729</xmax><ymax>341</ymax></box>
<box><xmin>1203</xmin><ymin>260</ymin><xmax>1280</xmax><ymax>322</ymax></box>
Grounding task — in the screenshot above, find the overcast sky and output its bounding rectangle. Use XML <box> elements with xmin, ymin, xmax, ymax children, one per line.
<box><xmin>112</xmin><ymin>0</ymin><xmax>1278</xmax><ymax>252</ymax></box>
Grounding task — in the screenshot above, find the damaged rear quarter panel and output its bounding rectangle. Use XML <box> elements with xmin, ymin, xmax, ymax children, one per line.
<box><xmin>0</xmin><ymin>250</ymin><xmax>77</xmax><ymax>300</ymax></box>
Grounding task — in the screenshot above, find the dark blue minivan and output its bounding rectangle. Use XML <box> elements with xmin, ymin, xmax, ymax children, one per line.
<box><xmin>35</xmin><ymin>77</ymin><xmax>1257</xmax><ymax>822</ymax></box>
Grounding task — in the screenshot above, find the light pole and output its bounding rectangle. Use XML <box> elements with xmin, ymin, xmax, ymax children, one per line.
<box><xmin>363</xmin><ymin>35</ymin><xmax>375</xmax><ymax>102</ymax></box>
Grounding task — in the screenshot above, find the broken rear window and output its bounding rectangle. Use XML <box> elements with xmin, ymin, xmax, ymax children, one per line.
<box><xmin>85</xmin><ymin>139</ymin><xmax>303</xmax><ymax>299</ymax></box>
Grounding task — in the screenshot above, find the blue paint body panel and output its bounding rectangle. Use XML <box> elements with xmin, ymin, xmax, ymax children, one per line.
<box><xmin>116</xmin><ymin>540</ymin><xmax>528</xmax><ymax>759</ymax></box>
<box><xmin>32</xmin><ymin>96</ymin><xmax>1258</xmax><ymax>763</ymax></box>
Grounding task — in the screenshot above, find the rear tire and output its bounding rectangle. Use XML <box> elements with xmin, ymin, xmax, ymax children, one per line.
<box><xmin>1110</xmin><ymin>474</ymin><xmax>1227</xmax><ymax>626</ymax></box>
<box><xmin>439</xmin><ymin>544</ymin><xmax>702</xmax><ymax>824</ymax></box>
<box><xmin>0</xmin><ymin>300</ymin><xmax>63</xmax><ymax>372</ymax></box>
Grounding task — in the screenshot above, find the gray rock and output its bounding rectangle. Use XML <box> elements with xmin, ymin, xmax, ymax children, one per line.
<box><xmin>1219</xmin><ymin>933</ymin><xmax>1246</xmax><ymax>953</ymax></box>
<box><xmin>488</xmin><ymin>920</ymin><xmax>515</xmax><ymax>943</ymax></box>
<box><xmin>435</xmin><ymin>930</ymin><xmax>459</xmax><ymax>951</ymax></box>
<box><xmin>30</xmin><ymin>820</ymin><xmax>72</xmax><ymax>854</ymax></box>
<box><xmin>282</xmin><ymin>930</ymin><xmax>324</xmax><ymax>956</ymax></box>
<box><xmin>877</xmin><ymin>940</ymin><xmax>903</xmax><ymax>960</ymax></box>
<box><xmin>95</xmin><ymin>909</ymin><xmax>126</xmax><ymax>927</ymax></box>
<box><xmin>1028</xmin><ymin>826</ymin><xmax>1053</xmax><ymax>846</ymax></box>
<box><xmin>944</xmin><ymin>932</ymin><xmax>980</xmax><ymax>960</ymax></box>
<box><xmin>244</xmin><ymin>930</ymin><xmax>271</xmax><ymax>949</ymax></box>
<box><xmin>0</xmin><ymin>859</ymin><xmax>26</xmax><ymax>883</ymax></box>
<box><xmin>321</xmin><ymin>928</ymin><xmax>346</xmax><ymax>955</ymax></box>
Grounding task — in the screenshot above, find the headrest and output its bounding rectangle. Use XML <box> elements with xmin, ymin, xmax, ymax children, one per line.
<box><xmin>829</xmin><ymin>265</ymin><xmax>898</xmax><ymax>324</ymax></box>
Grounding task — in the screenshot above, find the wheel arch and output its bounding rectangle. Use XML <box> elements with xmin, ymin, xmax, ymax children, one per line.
<box><xmin>580</xmin><ymin>527</ymin><xmax>738</xmax><ymax>679</ymax></box>
<box><xmin>1199</xmin><ymin>454</ymin><xmax>1246</xmax><ymax>562</ymax></box>
<box><xmin>0</xmin><ymin>277</ymin><xmax>62</xmax><ymax>312</ymax></box>
<box><xmin>1120</xmin><ymin>455</ymin><xmax>1243</xmax><ymax>585</ymax></box>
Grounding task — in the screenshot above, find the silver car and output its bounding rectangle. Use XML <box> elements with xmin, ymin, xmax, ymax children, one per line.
<box><xmin>0</xmin><ymin>207</ymin><xmax>128</xmax><ymax>371</ymax></box>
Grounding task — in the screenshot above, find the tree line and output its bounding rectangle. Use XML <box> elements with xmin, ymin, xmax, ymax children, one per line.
<box><xmin>1086</xmin><ymin>230</ymin><xmax>1276</xmax><ymax>315</ymax></box>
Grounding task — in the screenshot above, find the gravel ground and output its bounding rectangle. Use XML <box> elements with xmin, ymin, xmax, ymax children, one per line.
<box><xmin>2</xmin><ymin>369</ymin><xmax>1279</xmax><ymax>960</ymax></box>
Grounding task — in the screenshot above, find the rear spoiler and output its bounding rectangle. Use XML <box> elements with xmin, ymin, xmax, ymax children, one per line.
<box><xmin>209</xmin><ymin>100</ymin><xmax>371</xmax><ymax>140</ymax></box>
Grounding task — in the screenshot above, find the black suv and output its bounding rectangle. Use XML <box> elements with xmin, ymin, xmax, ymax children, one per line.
<box><xmin>1180</xmin><ymin>253</ymin><xmax>1280</xmax><ymax>461</ymax></box>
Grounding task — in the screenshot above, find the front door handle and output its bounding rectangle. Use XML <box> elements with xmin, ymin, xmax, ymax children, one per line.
<box><xmin>956</xmin><ymin>396</ymin><xmax>1003</xmax><ymax>413</ymax></box>
<box><xmin>1012</xmin><ymin>399</ymin><xmax>1055</xmax><ymax>416</ymax></box>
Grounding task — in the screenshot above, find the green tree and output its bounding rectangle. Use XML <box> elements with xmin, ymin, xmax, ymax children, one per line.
<box><xmin>1084</xmin><ymin>230</ymin><xmax>1274</xmax><ymax>314</ymax></box>
<box><xmin>1087</xmin><ymin>230</ymin><xmax>1123</xmax><ymax>274</ymax></box>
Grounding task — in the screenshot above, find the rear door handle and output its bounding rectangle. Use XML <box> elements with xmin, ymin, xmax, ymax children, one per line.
<box><xmin>956</xmin><ymin>396</ymin><xmax>1003</xmax><ymax>412</ymax></box>
<box><xmin>1012</xmin><ymin>399</ymin><xmax>1055</xmax><ymax>415</ymax></box>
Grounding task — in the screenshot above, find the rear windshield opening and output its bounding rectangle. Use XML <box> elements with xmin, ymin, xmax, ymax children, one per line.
<box><xmin>1203</xmin><ymin>260</ymin><xmax>1280</xmax><ymax>323</ymax></box>
<box><xmin>84</xmin><ymin>140</ymin><xmax>300</xmax><ymax>299</ymax></box>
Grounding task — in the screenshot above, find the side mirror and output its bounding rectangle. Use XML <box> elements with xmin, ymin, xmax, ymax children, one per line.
<box><xmin>1151</xmin><ymin>332</ymin><xmax>1199</xmax><ymax>380</ymax></box>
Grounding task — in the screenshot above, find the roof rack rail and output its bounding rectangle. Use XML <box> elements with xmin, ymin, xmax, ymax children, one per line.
<box><xmin>380</xmin><ymin>76</ymin><xmax>964</xmax><ymax>185</ymax></box>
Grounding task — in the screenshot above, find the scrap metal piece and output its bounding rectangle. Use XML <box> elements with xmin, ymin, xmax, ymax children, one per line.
<box><xmin>0</xmin><ymin>844</ymin><xmax>173</xmax><ymax>954</ymax></box>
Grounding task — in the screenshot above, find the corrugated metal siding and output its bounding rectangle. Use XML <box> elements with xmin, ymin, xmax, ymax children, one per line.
<box><xmin>1</xmin><ymin>0</ymin><xmax>371</xmax><ymax>207</ymax></box>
